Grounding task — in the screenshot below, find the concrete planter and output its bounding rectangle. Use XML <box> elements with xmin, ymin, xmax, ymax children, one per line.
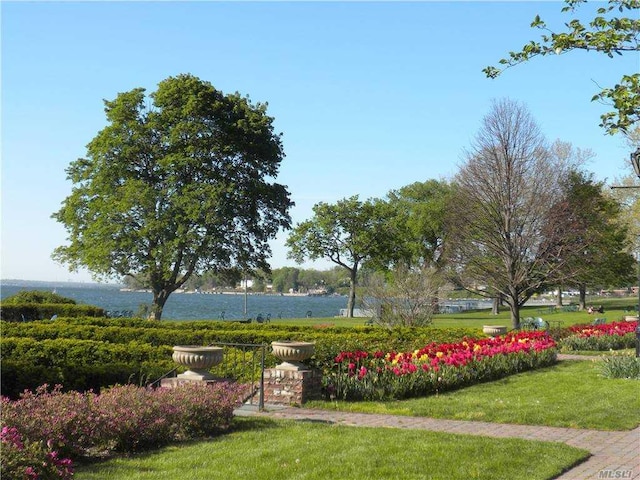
<box><xmin>271</xmin><ymin>341</ymin><xmax>315</xmax><ymax>370</ymax></box>
<box><xmin>172</xmin><ymin>345</ymin><xmax>223</xmax><ymax>381</ymax></box>
<box><xmin>483</xmin><ymin>325</ymin><xmax>507</xmax><ymax>337</ymax></box>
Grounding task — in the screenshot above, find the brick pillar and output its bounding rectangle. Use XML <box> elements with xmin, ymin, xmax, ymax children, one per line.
<box><xmin>263</xmin><ymin>368</ymin><xmax>322</xmax><ymax>406</ymax></box>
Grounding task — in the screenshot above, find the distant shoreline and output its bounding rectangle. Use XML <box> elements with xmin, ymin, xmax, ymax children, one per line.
<box><xmin>119</xmin><ymin>288</ymin><xmax>341</xmax><ymax>298</ymax></box>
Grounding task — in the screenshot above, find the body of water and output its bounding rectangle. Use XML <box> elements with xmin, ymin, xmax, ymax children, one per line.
<box><xmin>1</xmin><ymin>281</ymin><xmax>499</xmax><ymax>321</ymax></box>
<box><xmin>0</xmin><ymin>281</ymin><xmax>348</xmax><ymax>320</ymax></box>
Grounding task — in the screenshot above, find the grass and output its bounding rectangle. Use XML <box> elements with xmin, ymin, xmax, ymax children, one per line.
<box><xmin>562</xmin><ymin>349</ymin><xmax>635</xmax><ymax>356</ymax></box>
<box><xmin>74</xmin><ymin>417</ymin><xmax>589</xmax><ymax>480</ymax></box>
<box><xmin>263</xmin><ymin>296</ymin><xmax>638</xmax><ymax>329</ymax></box>
<box><xmin>306</xmin><ymin>360</ymin><xmax>640</xmax><ymax>430</ymax></box>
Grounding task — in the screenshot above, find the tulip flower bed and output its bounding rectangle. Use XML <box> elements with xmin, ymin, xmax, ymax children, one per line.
<box><xmin>560</xmin><ymin>320</ymin><xmax>638</xmax><ymax>352</ymax></box>
<box><xmin>326</xmin><ymin>331</ymin><xmax>557</xmax><ymax>401</ymax></box>
<box><xmin>0</xmin><ymin>381</ymin><xmax>247</xmax><ymax>476</ymax></box>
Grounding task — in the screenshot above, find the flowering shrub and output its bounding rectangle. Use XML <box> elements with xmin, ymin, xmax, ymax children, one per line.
<box><xmin>326</xmin><ymin>331</ymin><xmax>557</xmax><ymax>401</ymax></box>
<box><xmin>560</xmin><ymin>320</ymin><xmax>638</xmax><ymax>351</ymax></box>
<box><xmin>1</xmin><ymin>381</ymin><xmax>246</xmax><ymax>460</ymax></box>
<box><xmin>1</xmin><ymin>426</ymin><xmax>73</xmax><ymax>480</ymax></box>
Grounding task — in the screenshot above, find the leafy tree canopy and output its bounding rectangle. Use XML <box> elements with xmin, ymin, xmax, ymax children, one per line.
<box><xmin>548</xmin><ymin>169</ymin><xmax>635</xmax><ymax>306</ymax></box>
<box><xmin>385</xmin><ymin>180</ymin><xmax>453</xmax><ymax>269</ymax></box>
<box><xmin>1</xmin><ymin>290</ymin><xmax>77</xmax><ymax>305</ymax></box>
<box><xmin>286</xmin><ymin>196</ymin><xmax>400</xmax><ymax>317</ymax></box>
<box><xmin>484</xmin><ymin>0</ymin><xmax>639</xmax><ymax>135</ymax></box>
<box><xmin>52</xmin><ymin>74</ymin><xmax>292</xmax><ymax>319</ymax></box>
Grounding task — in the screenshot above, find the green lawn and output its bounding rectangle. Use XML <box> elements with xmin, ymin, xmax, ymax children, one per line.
<box><xmin>306</xmin><ymin>360</ymin><xmax>640</xmax><ymax>430</ymax></box>
<box><xmin>265</xmin><ymin>296</ymin><xmax>637</xmax><ymax>329</ymax></box>
<box><xmin>74</xmin><ymin>417</ymin><xmax>588</xmax><ymax>480</ymax></box>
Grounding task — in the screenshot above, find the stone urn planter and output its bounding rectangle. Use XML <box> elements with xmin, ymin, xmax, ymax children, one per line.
<box><xmin>172</xmin><ymin>345</ymin><xmax>223</xmax><ymax>381</ymax></box>
<box><xmin>271</xmin><ymin>341</ymin><xmax>315</xmax><ymax>370</ymax></box>
<box><xmin>483</xmin><ymin>325</ymin><xmax>507</xmax><ymax>337</ymax></box>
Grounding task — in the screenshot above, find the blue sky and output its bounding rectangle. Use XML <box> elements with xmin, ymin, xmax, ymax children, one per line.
<box><xmin>2</xmin><ymin>1</ymin><xmax>638</xmax><ymax>282</ymax></box>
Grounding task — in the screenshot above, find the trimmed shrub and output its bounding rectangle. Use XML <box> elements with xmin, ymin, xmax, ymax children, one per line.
<box><xmin>1</xmin><ymin>382</ymin><xmax>246</xmax><ymax>459</ymax></box>
<box><xmin>1</xmin><ymin>290</ymin><xmax>77</xmax><ymax>305</ymax></box>
<box><xmin>0</xmin><ymin>304</ymin><xmax>105</xmax><ymax>321</ymax></box>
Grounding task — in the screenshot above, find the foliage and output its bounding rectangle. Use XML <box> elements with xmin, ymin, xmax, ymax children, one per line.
<box><xmin>484</xmin><ymin>0</ymin><xmax>640</xmax><ymax>135</ymax></box>
<box><xmin>547</xmin><ymin>169</ymin><xmax>635</xmax><ymax>306</ymax></box>
<box><xmin>286</xmin><ymin>196</ymin><xmax>401</xmax><ymax>317</ymax></box>
<box><xmin>0</xmin><ymin>317</ymin><xmax>483</xmax><ymax>396</ymax></box>
<box><xmin>445</xmin><ymin>99</ymin><xmax>572</xmax><ymax>328</ymax></box>
<box><xmin>0</xmin><ymin>382</ymin><xmax>246</xmax><ymax>460</ymax></box>
<box><xmin>1</xmin><ymin>290</ymin><xmax>77</xmax><ymax>305</ymax></box>
<box><xmin>52</xmin><ymin>74</ymin><xmax>292</xmax><ymax>320</ymax></box>
<box><xmin>568</xmin><ymin>319</ymin><xmax>638</xmax><ymax>336</ymax></box>
<box><xmin>361</xmin><ymin>264</ymin><xmax>448</xmax><ymax>327</ymax></box>
<box><xmin>326</xmin><ymin>331</ymin><xmax>557</xmax><ymax>401</ymax></box>
<box><xmin>599</xmin><ymin>352</ymin><xmax>640</xmax><ymax>378</ymax></box>
<box><xmin>385</xmin><ymin>180</ymin><xmax>453</xmax><ymax>269</ymax></box>
<box><xmin>1</xmin><ymin>426</ymin><xmax>74</xmax><ymax>480</ymax></box>
<box><xmin>559</xmin><ymin>320</ymin><xmax>638</xmax><ymax>350</ymax></box>
<box><xmin>0</xmin><ymin>336</ymin><xmax>174</xmax><ymax>397</ymax></box>
<box><xmin>0</xmin><ymin>303</ymin><xmax>105</xmax><ymax>321</ymax></box>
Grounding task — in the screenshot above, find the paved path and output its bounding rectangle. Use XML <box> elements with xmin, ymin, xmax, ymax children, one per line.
<box><xmin>238</xmin><ymin>353</ymin><xmax>639</xmax><ymax>479</ymax></box>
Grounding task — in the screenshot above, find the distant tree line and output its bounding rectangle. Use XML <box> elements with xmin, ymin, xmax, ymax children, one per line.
<box><xmin>123</xmin><ymin>266</ymin><xmax>354</xmax><ymax>296</ymax></box>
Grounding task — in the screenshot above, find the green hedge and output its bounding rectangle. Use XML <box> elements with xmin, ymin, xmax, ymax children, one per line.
<box><xmin>1</xmin><ymin>290</ymin><xmax>77</xmax><ymax>305</ymax></box>
<box><xmin>0</xmin><ymin>317</ymin><xmax>486</xmax><ymax>398</ymax></box>
<box><xmin>0</xmin><ymin>360</ymin><xmax>174</xmax><ymax>399</ymax></box>
<box><xmin>1</xmin><ymin>337</ymin><xmax>172</xmax><ymax>365</ymax></box>
<box><xmin>0</xmin><ymin>304</ymin><xmax>106</xmax><ymax>321</ymax></box>
<box><xmin>0</xmin><ymin>337</ymin><xmax>175</xmax><ymax>399</ymax></box>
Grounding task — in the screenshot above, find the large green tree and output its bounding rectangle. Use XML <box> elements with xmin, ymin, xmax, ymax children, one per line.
<box><xmin>547</xmin><ymin>170</ymin><xmax>635</xmax><ymax>308</ymax></box>
<box><xmin>484</xmin><ymin>0</ymin><xmax>639</xmax><ymax>135</ymax></box>
<box><xmin>286</xmin><ymin>196</ymin><xmax>399</xmax><ymax>317</ymax></box>
<box><xmin>385</xmin><ymin>180</ymin><xmax>453</xmax><ymax>270</ymax></box>
<box><xmin>53</xmin><ymin>74</ymin><xmax>292</xmax><ymax>319</ymax></box>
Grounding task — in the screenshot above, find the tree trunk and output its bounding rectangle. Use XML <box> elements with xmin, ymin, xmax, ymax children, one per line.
<box><xmin>555</xmin><ymin>286</ymin><xmax>563</xmax><ymax>307</ymax></box>
<box><xmin>578</xmin><ymin>284</ymin><xmax>587</xmax><ymax>311</ymax></box>
<box><xmin>346</xmin><ymin>267</ymin><xmax>357</xmax><ymax>318</ymax></box>
<box><xmin>492</xmin><ymin>296</ymin><xmax>500</xmax><ymax>315</ymax></box>
<box><xmin>151</xmin><ymin>289</ymin><xmax>170</xmax><ymax>320</ymax></box>
<box><xmin>507</xmin><ymin>293</ymin><xmax>521</xmax><ymax>329</ymax></box>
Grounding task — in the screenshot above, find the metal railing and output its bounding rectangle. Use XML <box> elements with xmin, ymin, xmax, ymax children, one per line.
<box><xmin>148</xmin><ymin>342</ymin><xmax>268</xmax><ymax>410</ymax></box>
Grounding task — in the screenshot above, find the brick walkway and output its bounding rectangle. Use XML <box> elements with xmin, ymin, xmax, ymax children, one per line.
<box><xmin>236</xmin><ymin>353</ymin><xmax>639</xmax><ymax>479</ymax></box>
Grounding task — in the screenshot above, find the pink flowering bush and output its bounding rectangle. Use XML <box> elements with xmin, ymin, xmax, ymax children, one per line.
<box><xmin>1</xmin><ymin>385</ymin><xmax>103</xmax><ymax>458</ymax></box>
<box><xmin>326</xmin><ymin>331</ymin><xmax>557</xmax><ymax>400</ymax></box>
<box><xmin>1</xmin><ymin>426</ymin><xmax>74</xmax><ymax>480</ymax></box>
<box><xmin>1</xmin><ymin>381</ymin><xmax>246</xmax><ymax>461</ymax></box>
<box><xmin>560</xmin><ymin>320</ymin><xmax>638</xmax><ymax>351</ymax></box>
